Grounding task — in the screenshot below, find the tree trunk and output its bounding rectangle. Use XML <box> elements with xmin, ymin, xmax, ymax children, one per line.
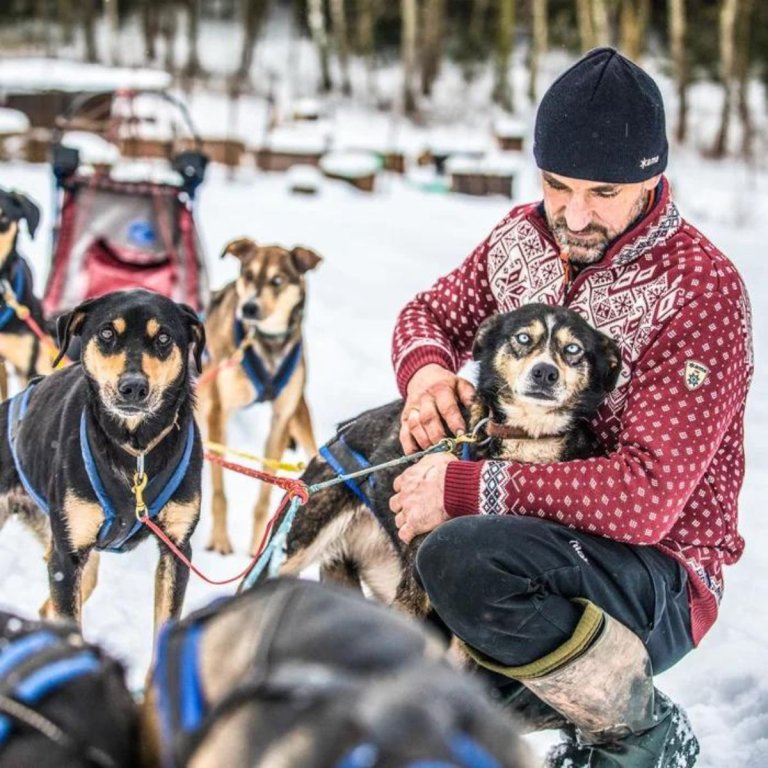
<box><xmin>711</xmin><ymin>0</ymin><xmax>739</xmax><ymax>158</ymax></box>
<box><xmin>141</xmin><ymin>0</ymin><xmax>158</xmax><ymax>61</ymax></box>
<box><xmin>734</xmin><ymin>0</ymin><xmax>754</xmax><ymax>158</ymax></box>
<box><xmin>104</xmin><ymin>0</ymin><xmax>120</xmax><ymax>66</ymax></box>
<box><xmin>356</xmin><ymin>0</ymin><xmax>378</xmax><ymax>97</ymax></box>
<box><xmin>236</xmin><ymin>0</ymin><xmax>270</xmax><ymax>87</ymax></box>
<box><xmin>668</xmin><ymin>0</ymin><xmax>687</xmax><ymax>143</ymax></box>
<box><xmin>308</xmin><ymin>0</ymin><xmax>333</xmax><ymax>92</ymax></box>
<box><xmin>82</xmin><ymin>0</ymin><xmax>98</xmax><ymax>62</ymax></box>
<box><xmin>59</xmin><ymin>0</ymin><xmax>75</xmax><ymax>46</ymax></box>
<box><xmin>591</xmin><ymin>0</ymin><xmax>610</xmax><ymax>47</ymax></box>
<box><xmin>330</xmin><ymin>0</ymin><xmax>352</xmax><ymax>96</ymax></box>
<box><xmin>528</xmin><ymin>0</ymin><xmax>548</xmax><ymax>103</ymax></box>
<box><xmin>161</xmin><ymin>3</ymin><xmax>178</xmax><ymax>73</ymax></box>
<box><xmin>619</xmin><ymin>0</ymin><xmax>650</xmax><ymax>61</ymax></box>
<box><xmin>183</xmin><ymin>0</ymin><xmax>203</xmax><ymax>78</ymax></box>
<box><xmin>576</xmin><ymin>0</ymin><xmax>595</xmax><ymax>52</ymax></box>
<box><xmin>469</xmin><ymin>0</ymin><xmax>491</xmax><ymax>45</ymax></box>
<box><xmin>420</xmin><ymin>0</ymin><xmax>444</xmax><ymax>97</ymax></box>
<box><xmin>492</xmin><ymin>0</ymin><xmax>514</xmax><ymax>112</ymax></box>
<box><xmin>402</xmin><ymin>0</ymin><xmax>419</xmax><ymax>115</ymax></box>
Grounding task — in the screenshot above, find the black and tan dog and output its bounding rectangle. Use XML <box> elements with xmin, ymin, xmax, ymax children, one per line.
<box><xmin>0</xmin><ymin>609</ymin><xmax>138</xmax><ymax>768</ymax></box>
<box><xmin>198</xmin><ymin>237</ymin><xmax>322</xmax><ymax>556</ymax></box>
<box><xmin>272</xmin><ymin>303</ymin><xmax>621</xmax><ymax>618</ymax></box>
<box><xmin>0</xmin><ymin>289</ymin><xmax>205</xmax><ymax>634</ymax></box>
<box><xmin>0</xmin><ymin>189</ymin><xmax>55</xmax><ymax>400</ymax></box>
<box><xmin>142</xmin><ymin>578</ymin><xmax>532</xmax><ymax>768</ymax></box>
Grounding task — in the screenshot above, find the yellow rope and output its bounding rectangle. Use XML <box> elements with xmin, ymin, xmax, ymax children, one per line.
<box><xmin>204</xmin><ymin>441</ymin><xmax>306</xmax><ymax>473</ymax></box>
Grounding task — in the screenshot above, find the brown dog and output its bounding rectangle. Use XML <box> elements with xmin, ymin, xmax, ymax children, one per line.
<box><xmin>199</xmin><ymin>238</ymin><xmax>321</xmax><ymax>556</ymax></box>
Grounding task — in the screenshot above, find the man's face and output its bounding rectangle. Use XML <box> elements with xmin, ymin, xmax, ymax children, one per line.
<box><xmin>542</xmin><ymin>171</ymin><xmax>661</xmax><ymax>265</ymax></box>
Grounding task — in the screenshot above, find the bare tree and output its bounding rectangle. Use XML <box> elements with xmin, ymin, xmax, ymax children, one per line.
<box><xmin>141</xmin><ymin>0</ymin><xmax>159</xmax><ymax>61</ymax></box>
<box><xmin>576</xmin><ymin>0</ymin><xmax>595</xmax><ymax>52</ymax></box>
<box><xmin>59</xmin><ymin>0</ymin><xmax>76</xmax><ymax>46</ymax></box>
<box><xmin>421</xmin><ymin>0</ymin><xmax>445</xmax><ymax>96</ymax></box>
<box><xmin>183</xmin><ymin>0</ymin><xmax>203</xmax><ymax>78</ymax></box>
<box><xmin>668</xmin><ymin>0</ymin><xmax>688</xmax><ymax>143</ymax></box>
<box><xmin>528</xmin><ymin>0</ymin><xmax>548</xmax><ymax>103</ymax></box>
<box><xmin>591</xmin><ymin>0</ymin><xmax>610</xmax><ymax>47</ymax></box>
<box><xmin>619</xmin><ymin>0</ymin><xmax>650</xmax><ymax>61</ymax></box>
<box><xmin>308</xmin><ymin>0</ymin><xmax>333</xmax><ymax>92</ymax></box>
<box><xmin>402</xmin><ymin>0</ymin><xmax>419</xmax><ymax>115</ymax></box>
<box><xmin>734</xmin><ymin>0</ymin><xmax>755</xmax><ymax>158</ymax></box>
<box><xmin>469</xmin><ymin>0</ymin><xmax>491</xmax><ymax>44</ymax></box>
<box><xmin>329</xmin><ymin>0</ymin><xmax>352</xmax><ymax>95</ymax></box>
<box><xmin>161</xmin><ymin>3</ymin><xmax>179</xmax><ymax>73</ymax></box>
<box><xmin>492</xmin><ymin>0</ymin><xmax>515</xmax><ymax>112</ymax></box>
<box><xmin>82</xmin><ymin>0</ymin><xmax>98</xmax><ymax>62</ymax></box>
<box><xmin>236</xmin><ymin>0</ymin><xmax>270</xmax><ymax>88</ymax></box>
<box><xmin>711</xmin><ymin>0</ymin><xmax>739</xmax><ymax>158</ymax></box>
<box><xmin>355</xmin><ymin>0</ymin><xmax>379</xmax><ymax>97</ymax></box>
<box><xmin>104</xmin><ymin>0</ymin><xmax>120</xmax><ymax>65</ymax></box>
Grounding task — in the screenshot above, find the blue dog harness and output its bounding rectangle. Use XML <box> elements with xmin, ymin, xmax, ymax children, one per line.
<box><xmin>234</xmin><ymin>320</ymin><xmax>302</xmax><ymax>405</ymax></box>
<box><xmin>319</xmin><ymin>435</ymin><xmax>376</xmax><ymax>510</ymax></box>
<box><xmin>7</xmin><ymin>382</ymin><xmax>195</xmax><ymax>553</ymax></box>
<box><xmin>0</xmin><ymin>262</ymin><xmax>24</xmax><ymax>332</ymax></box>
<box><xmin>0</xmin><ymin>630</ymin><xmax>101</xmax><ymax>748</ymax></box>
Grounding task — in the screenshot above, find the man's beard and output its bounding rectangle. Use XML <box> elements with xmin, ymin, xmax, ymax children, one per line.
<box><xmin>547</xmin><ymin>193</ymin><xmax>647</xmax><ymax>265</ymax></box>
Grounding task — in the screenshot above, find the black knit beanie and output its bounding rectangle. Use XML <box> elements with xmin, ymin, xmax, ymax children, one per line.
<box><xmin>534</xmin><ymin>47</ymin><xmax>668</xmax><ymax>183</ymax></box>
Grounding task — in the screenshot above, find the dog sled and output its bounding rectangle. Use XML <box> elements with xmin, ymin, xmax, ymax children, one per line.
<box><xmin>43</xmin><ymin>89</ymin><xmax>210</xmax><ymax>316</ymax></box>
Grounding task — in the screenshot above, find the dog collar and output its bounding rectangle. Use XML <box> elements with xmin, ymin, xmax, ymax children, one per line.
<box><xmin>484</xmin><ymin>421</ymin><xmax>536</xmax><ymax>440</ymax></box>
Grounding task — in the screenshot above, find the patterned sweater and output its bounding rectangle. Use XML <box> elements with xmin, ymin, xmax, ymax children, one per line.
<box><xmin>392</xmin><ymin>178</ymin><xmax>753</xmax><ymax>645</ymax></box>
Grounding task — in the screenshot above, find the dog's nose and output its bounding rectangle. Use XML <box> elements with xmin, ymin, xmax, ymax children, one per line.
<box><xmin>530</xmin><ymin>362</ymin><xmax>559</xmax><ymax>385</ymax></box>
<box><xmin>241</xmin><ymin>301</ymin><xmax>260</xmax><ymax>320</ymax></box>
<box><xmin>118</xmin><ymin>373</ymin><xmax>150</xmax><ymax>402</ymax></box>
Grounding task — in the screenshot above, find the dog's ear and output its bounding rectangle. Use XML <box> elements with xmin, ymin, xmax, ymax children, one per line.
<box><xmin>472</xmin><ymin>315</ymin><xmax>503</xmax><ymax>361</ymax></box>
<box><xmin>10</xmin><ymin>191</ymin><xmax>40</xmax><ymax>239</ymax></box>
<box><xmin>290</xmin><ymin>246</ymin><xmax>322</xmax><ymax>274</ymax></box>
<box><xmin>599</xmin><ymin>333</ymin><xmax>622</xmax><ymax>392</ymax></box>
<box><xmin>54</xmin><ymin>298</ymin><xmax>101</xmax><ymax>367</ymax></box>
<box><xmin>178</xmin><ymin>303</ymin><xmax>206</xmax><ymax>374</ymax></box>
<box><xmin>221</xmin><ymin>237</ymin><xmax>255</xmax><ymax>262</ymax></box>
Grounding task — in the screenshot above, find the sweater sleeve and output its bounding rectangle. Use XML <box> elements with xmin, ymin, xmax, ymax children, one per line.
<box><xmin>444</xmin><ymin>293</ymin><xmax>753</xmax><ymax>545</ymax></box>
<box><xmin>391</xmin><ymin>232</ymin><xmax>501</xmax><ymax>396</ymax></box>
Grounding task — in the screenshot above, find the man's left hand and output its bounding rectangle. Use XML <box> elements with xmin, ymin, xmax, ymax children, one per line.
<box><xmin>389</xmin><ymin>453</ymin><xmax>457</xmax><ymax>544</ymax></box>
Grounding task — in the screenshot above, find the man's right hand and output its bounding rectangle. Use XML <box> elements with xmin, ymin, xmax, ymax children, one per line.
<box><xmin>400</xmin><ymin>364</ymin><xmax>476</xmax><ymax>454</ymax></box>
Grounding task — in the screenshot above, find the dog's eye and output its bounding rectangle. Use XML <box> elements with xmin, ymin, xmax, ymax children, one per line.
<box><xmin>157</xmin><ymin>332</ymin><xmax>172</xmax><ymax>346</ymax></box>
<box><xmin>270</xmin><ymin>275</ymin><xmax>284</xmax><ymax>288</ymax></box>
<box><xmin>99</xmin><ymin>327</ymin><xmax>115</xmax><ymax>342</ymax></box>
<box><xmin>515</xmin><ymin>333</ymin><xmax>531</xmax><ymax>344</ymax></box>
<box><xmin>564</xmin><ymin>343</ymin><xmax>582</xmax><ymax>355</ymax></box>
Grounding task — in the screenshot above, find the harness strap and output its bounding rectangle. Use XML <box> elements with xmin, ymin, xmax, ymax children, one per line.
<box><xmin>0</xmin><ymin>262</ymin><xmax>24</xmax><ymax>331</ymax></box>
<box><xmin>7</xmin><ymin>383</ymin><xmax>48</xmax><ymax>513</ymax></box>
<box><xmin>319</xmin><ymin>436</ymin><xmax>375</xmax><ymax>509</ymax></box>
<box><xmin>234</xmin><ymin>321</ymin><xmax>302</xmax><ymax>404</ymax></box>
<box><xmin>80</xmin><ymin>414</ymin><xmax>195</xmax><ymax>552</ymax></box>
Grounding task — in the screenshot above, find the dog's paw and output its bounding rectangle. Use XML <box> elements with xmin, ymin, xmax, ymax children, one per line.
<box><xmin>206</xmin><ymin>534</ymin><xmax>234</xmax><ymax>556</ymax></box>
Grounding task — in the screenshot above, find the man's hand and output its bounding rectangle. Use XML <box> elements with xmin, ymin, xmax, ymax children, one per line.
<box><xmin>400</xmin><ymin>364</ymin><xmax>476</xmax><ymax>454</ymax></box>
<box><xmin>389</xmin><ymin>453</ymin><xmax>457</xmax><ymax>544</ymax></box>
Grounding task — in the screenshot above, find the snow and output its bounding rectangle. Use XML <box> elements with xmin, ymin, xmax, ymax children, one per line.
<box><xmin>61</xmin><ymin>131</ymin><xmax>121</xmax><ymax>166</ymax></box>
<box><xmin>0</xmin><ymin>57</ymin><xmax>171</xmax><ymax>93</ymax></box>
<box><xmin>319</xmin><ymin>150</ymin><xmax>380</xmax><ymax>178</ymax></box>
<box><xmin>0</xmin><ymin>107</ymin><xmax>29</xmax><ymax>135</ymax></box>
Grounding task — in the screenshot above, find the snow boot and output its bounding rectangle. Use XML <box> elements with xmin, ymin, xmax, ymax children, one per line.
<box><xmin>464</xmin><ymin>600</ymin><xmax>699</xmax><ymax>768</ymax></box>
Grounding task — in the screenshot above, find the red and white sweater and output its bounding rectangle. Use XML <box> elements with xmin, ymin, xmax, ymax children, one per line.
<box><xmin>392</xmin><ymin>178</ymin><xmax>753</xmax><ymax>645</ymax></box>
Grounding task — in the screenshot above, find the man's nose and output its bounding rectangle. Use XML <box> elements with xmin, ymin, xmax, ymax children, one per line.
<box><xmin>563</xmin><ymin>195</ymin><xmax>592</xmax><ymax>232</ymax></box>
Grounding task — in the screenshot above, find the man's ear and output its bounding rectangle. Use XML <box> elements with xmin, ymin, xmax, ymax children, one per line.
<box><xmin>221</xmin><ymin>237</ymin><xmax>256</xmax><ymax>262</ymax></box>
<box><xmin>472</xmin><ymin>315</ymin><xmax>503</xmax><ymax>361</ymax></box>
<box><xmin>178</xmin><ymin>303</ymin><xmax>206</xmax><ymax>374</ymax></box>
<box><xmin>54</xmin><ymin>297</ymin><xmax>101</xmax><ymax>366</ymax></box>
<box><xmin>11</xmin><ymin>191</ymin><xmax>40</xmax><ymax>239</ymax></box>
<box><xmin>290</xmin><ymin>246</ymin><xmax>322</xmax><ymax>274</ymax></box>
<box><xmin>599</xmin><ymin>333</ymin><xmax>622</xmax><ymax>392</ymax></box>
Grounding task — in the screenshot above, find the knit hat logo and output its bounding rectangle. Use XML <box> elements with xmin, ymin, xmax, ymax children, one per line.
<box><xmin>639</xmin><ymin>156</ymin><xmax>660</xmax><ymax>169</ymax></box>
<box><xmin>684</xmin><ymin>361</ymin><xmax>709</xmax><ymax>391</ymax></box>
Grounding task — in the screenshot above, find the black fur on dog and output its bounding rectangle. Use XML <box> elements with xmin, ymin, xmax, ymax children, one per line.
<box><xmin>0</xmin><ymin>189</ymin><xmax>54</xmax><ymax>394</ymax></box>
<box><xmin>269</xmin><ymin>304</ymin><xmax>621</xmax><ymax>617</ymax></box>
<box><xmin>142</xmin><ymin>578</ymin><xmax>532</xmax><ymax>768</ymax></box>
<box><xmin>0</xmin><ymin>609</ymin><xmax>138</xmax><ymax>768</ymax></box>
<box><xmin>0</xmin><ymin>289</ymin><xmax>205</xmax><ymax>632</ymax></box>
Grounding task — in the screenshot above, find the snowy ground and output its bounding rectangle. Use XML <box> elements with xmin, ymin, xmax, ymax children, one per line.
<box><xmin>0</xmin><ymin>147</ymin><xmax>766</xmax><ymax>765</ymax></box>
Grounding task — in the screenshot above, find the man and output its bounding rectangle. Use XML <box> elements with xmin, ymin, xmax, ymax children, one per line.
<box><xmin>388</xmin><ymin>48</ymin><xmax>753</xmax><ymax>767</ymax></box>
